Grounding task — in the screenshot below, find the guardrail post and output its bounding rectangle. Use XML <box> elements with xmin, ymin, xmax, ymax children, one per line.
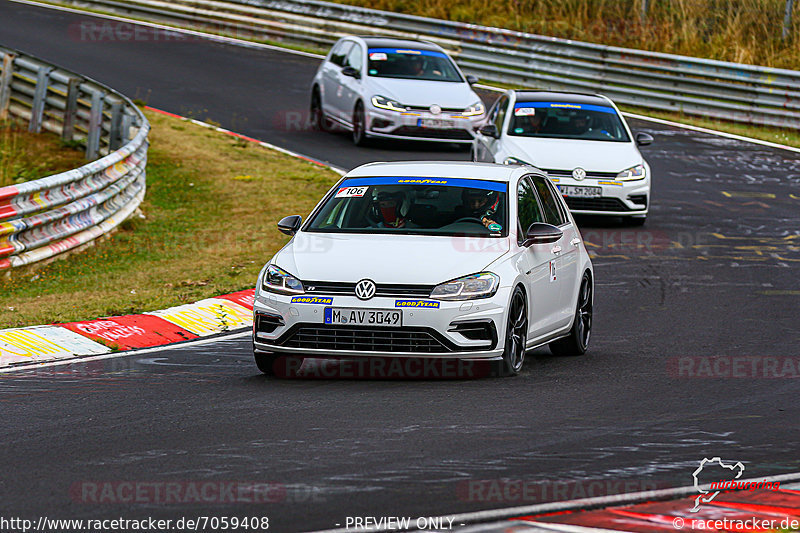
<box><xmin>784</xmin><ymin>0</ymin><xmax>795</xmax><ymax>40</ymax></box>
<box><xmin>121</xmin><ymin>112</ymin><xmax>133</xmax><ymax>142</ymax></box>
<box><xmin>86</xmin><ymin>91</ymin><xmax>104</xmax><ymax>160</ymax></box>
<box><xmin>62</xmin><ymin>78</ymin><xmax>80</xmax><ymax>143</ymax></box>
<box><xmin>109</xmin><ymin>100</ymin><xmax>123</xmax><ymax>151</ymax></box>
<box><xmin>29</xmin><ymin>66</ymin><xmax>54</xmax><ymax>133</ymax></box>
<box><xmin>0</xmin><ymin>53</ymin><xmax>16</xmax><ymax>121</ymax></box>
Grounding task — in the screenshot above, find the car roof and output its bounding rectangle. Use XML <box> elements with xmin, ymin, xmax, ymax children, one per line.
<box><xmin>344</xmin><ymin>161</ymin><xmax>536</xmax><ymax>183</ymax></box>
<box><xmin>356</xmin><ymin>36</ymin><xmax>443</xmax><ymax>52</ymax></box>
<box><xmin>513</xmin><ymin>90</ymin><xmax>613</xmax><ymax>107</ymax></box>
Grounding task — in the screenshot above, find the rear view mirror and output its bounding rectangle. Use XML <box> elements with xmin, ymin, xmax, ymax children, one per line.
<box><xmin>523</xmin><ymin>222</ymin><xmax>562</xmax><ymax>246</ymax></box>
<box><xmin>465</xmin><ymin>75</ymin><xmax>479</xmax><ymax>85</ymax></box>
<box><xmin>277</xmin><ymin>215</ymin><xmax>302</xmax><ymax>236</ymax></box>
<box><xmin>635</xmin><ymin>132</ymin><xmax>653</xmax><ymax>146</ymax></box>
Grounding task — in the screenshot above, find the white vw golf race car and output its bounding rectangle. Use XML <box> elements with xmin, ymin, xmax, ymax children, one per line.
<box><xmin>473</xmin><ymin>90</ymin><xmax>653</xmax><ymax>225</ymax></box>
<box><xmin>310</xmin><ymin>37</ymin><xmax>486</xmax><ymax>145</ymax></box>
<box><xmin>253</xmin><ymin>162</ymin><xmax>593</xmax><ymax>377</ymax></box>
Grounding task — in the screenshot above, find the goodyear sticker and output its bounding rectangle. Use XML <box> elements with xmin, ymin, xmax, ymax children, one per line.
<box><xmin>395</xmin><ymin>300</ymin><xmax>440</xmax><ymax>309</ymax></box>
<box><xmin>291</xmin><ymin>296</ymin><xmax>334</xmax><ymax>305</ymax></box>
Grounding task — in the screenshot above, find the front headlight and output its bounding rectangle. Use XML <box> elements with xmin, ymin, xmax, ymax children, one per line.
<box><xmin>463</xmin><ymin>101</ymin><xmax>485</xmax><ymax>117</ymax></box>
<box><xmin>504</xmin><ymin>156</ymin><xmax>534</xmax><ymax>166</ymax></box>
<box><xmin>262</xmin><ymin>264</ymin><xmax>304</xmax><ymax>294</ymax></box>
<box><xmin>371</xmin><ymin>95</ymin><xmax>406</xmax><ymax>112</ymax></box>
<box><xmin>430</xmin><ymin>272</ymin><xmax>499</xmax><ymax>301</ymax></box>
<box><xmin>616</xmin><ymin>164</ymin><xmax>645</xmax><ymax>181</ymax></box>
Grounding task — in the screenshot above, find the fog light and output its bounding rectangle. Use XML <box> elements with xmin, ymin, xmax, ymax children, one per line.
<box><xmin>371</xmin><ymin>118</ymin><xmax>393</xmax><ymax>129</ymax></box>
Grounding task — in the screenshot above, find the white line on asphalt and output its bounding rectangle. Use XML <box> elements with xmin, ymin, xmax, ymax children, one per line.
<box><xmin>0</xmin><ymin>330</ymin><xmax>251</xmax><ymax>374</ymax></box>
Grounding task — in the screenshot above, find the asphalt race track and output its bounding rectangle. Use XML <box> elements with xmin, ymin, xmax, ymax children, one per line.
<box><xmin>1</xmin><ymin>2</ymin><xmax>799</xmax><ymax>531</ymax></box>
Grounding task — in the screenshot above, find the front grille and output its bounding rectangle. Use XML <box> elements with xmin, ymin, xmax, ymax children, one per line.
<box><xmin>392</xmin><ymin>126</ymin><xmax>473</xmax><ymax>140</ymax></box>
<box><xmin>405</xmin><ymin>106</ymin><xmax>464</xmax><ymax>113</ymax></box>
<box><xmin>303</xmin><ymin>281</ymin><xmax>433</xmax><ymax>298</ymax></box>
<box><xmin>543</xmin><ymin>168</ymin><xmax>619</xmax><ymax>180</ymax></box>
<box><xmin>565</xmin><ymin>197</ymin><xmax>632</xmax><ymax>212</ymax></box>
<box><xmin>279</xmin><ymin>325</ymin><xmax>451</xmax><ymax>353</ymax></box>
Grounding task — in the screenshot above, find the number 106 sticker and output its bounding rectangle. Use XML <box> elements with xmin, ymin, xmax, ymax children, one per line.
<box><xmin>335</xmin><ymin>186</ymin><xmax>368</xmax><ymax>198</ymax></box>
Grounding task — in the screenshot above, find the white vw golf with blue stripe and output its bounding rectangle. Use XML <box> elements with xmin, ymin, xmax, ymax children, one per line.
<box><xmin>253</xmin><ymin>162</ymin><xmax>593</xmax><ymax>377</ymax></box>
<box><xmin>474</xmin><ymin>90</ymin><xmax>653</xmax><ymax>226</ymax></box>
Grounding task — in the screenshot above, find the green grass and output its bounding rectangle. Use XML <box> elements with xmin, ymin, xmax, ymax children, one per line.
<box><xmin>0</xmin><ymin>120</ymin><xmax>87</xmax><ymax>187</ymax></box>
<box><xmin>0</xmin><ymin>109</ymin><xmax>339</xmax><ymax>328</ymax></box>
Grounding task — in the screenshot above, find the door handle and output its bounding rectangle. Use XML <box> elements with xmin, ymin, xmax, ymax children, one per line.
<box><xmin>570</xmin><ymin>237</ymin><xmax>581</xmax><ymax>246</ymax></box>
<box><xmin>551</xmin><ymin>245</ymin><xmax>562</xmax><ymax>254</ymax></box>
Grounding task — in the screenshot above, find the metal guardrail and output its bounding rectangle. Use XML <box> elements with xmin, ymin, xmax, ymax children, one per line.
<box><xmin>0</xmin><ymin>45</ymin><xmax>149</xmax><ymax>270</ymax></box>
<box><xmin>59</xmin><ymin>0</ymin><xmax>800</xmax><ymax>129</ymax></box>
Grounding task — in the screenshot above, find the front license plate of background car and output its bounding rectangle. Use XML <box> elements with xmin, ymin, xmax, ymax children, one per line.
<box><xmin>418</xmin><ymin>118</ymin><xmax>454</xmax><ymax>129</ymax></box>
<box><xmin>559</xmin><ymin>185</ymin><xmax>602</xmax><ymax>198</ymax></box>
<box><xmin>324</xmin><ymin>308</ymin><xmax>402</xmax><ymax>327</ymax></box>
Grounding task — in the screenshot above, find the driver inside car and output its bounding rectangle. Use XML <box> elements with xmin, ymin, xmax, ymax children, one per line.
<box><xmin>371</xmin><ymin>190</ymin><xmax>414</xmax><ymax>228</ymax></box>
<box><xmin>457</xmin><ymin>189</ymin><xmax>502</xmax><ymax>231</ymax></box>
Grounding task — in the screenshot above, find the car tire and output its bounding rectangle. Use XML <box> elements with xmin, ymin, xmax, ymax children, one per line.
<box><xmin>499</xmin><ymin>285</ymin><xmax>528</xmax><ymax>377</ymax></box>
<box><xmin>352</xmin><ymin>102</ymin><xmax>368</xmax><ymax>146</ymax></box>
<box><xmin>624</xmin><ymin>216</ymin><xmax>647</xmax><ymax>227</ymax></box>
<box><xmin>549</xmin><ymin>272</ymin><xmax>592</xmax><ymax>356</ymax></box>
<box><xmin>254</xmin><ymin>351</ymin><xmax>279</xmax><ymax>375</ymax></box>
<box><xmin>310</xmin><ymin>89</ymin><xmax>331</xmax><ymax>132</ymax></box>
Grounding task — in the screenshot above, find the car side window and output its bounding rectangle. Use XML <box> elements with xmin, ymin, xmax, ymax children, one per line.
<box><xmin>517</xmin><ymin>177</ymin><xmax>545</xmax><ymax>244</ymax></box>
<box><xmin>330</xmin><ymin>41</ymin><xmax>353</xmax><ymax>67</ymax></box>
<box><xmin>494</xmin><ymin>96</ymin><xmax>508</xmax><ymax>131</ymax></box>
<box><xmin>531</xmin><ymin>176</ymin><xmax>566</xmax><ymax>226</ymax></box>
<box><xmin>344</xmin><ymin>44</ymin><xmax>363</xmax><ymax>72</ymax></box>
<box><xmin>545</xmin><ymin>179</ymin><xmax>571</xmax><ymax>224</ymax></box>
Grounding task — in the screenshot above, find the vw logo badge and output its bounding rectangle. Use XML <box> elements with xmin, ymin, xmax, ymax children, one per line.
<box><xmin>355</xmin><ymin>279</ymin><xmax>377</xmax><ymax>300</ymax></box>
<box><xmin>572</xmin><ymin>167</ymin><xmax>587</xmax><ymax>181</ymax></box>
<box><xmin>429</xmin><ymin>104</ymin><xmax>442</xmax><ymax>115</ymax></box>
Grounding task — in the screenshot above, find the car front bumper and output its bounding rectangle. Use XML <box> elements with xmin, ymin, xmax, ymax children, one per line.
<box><xmin>252</xmin><ymin>289</ymin><xmax>509</xmax><ymax>360</ymax></box>
<box><xmin>365</xmin><ymin>107</ymin><xmax>483</xmax><ymax>143</ymax></box>
<box><xmin>550</xmin><ymin>176</ymin><xmax>650</xmax><ymax>217</ymax></box>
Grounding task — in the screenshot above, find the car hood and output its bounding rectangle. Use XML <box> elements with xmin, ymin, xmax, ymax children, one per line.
<box><xmin>504</xmin><ymin>137</ymin><xmax>643</xmax><ymax>172</ymax></box>
<box><xmin>367</xmin><ymin>78</ymin><xmax>479</xmax><ymax>109</ymax></box>
<box><xmin>273</xmin><ymin>232</ymin><xmax>510</xmax><ymax>285</ymax></box>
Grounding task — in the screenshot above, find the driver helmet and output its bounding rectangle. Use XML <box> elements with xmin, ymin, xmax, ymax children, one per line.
<box><xmin>463</xmin><ymin>188</ymin><xmax>499</xmax><ymax>219</ymax></box>
<box><xmin>373</xmin><ymin>190</ymin><xmax>410</xmax><ymax>228</ymax></box>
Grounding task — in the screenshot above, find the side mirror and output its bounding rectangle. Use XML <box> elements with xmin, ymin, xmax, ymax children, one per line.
<box><xmin>522</xmin><ymin>222</ymin><xmax>563</xmax><ymax>246</ymax></box>
<box><xmin>479</xmin><ymin>123</ymin><xmax>499</xmax><ymax>138</ymax></box>
<box><xmin>465</xmin><ymin>74</ymin><xmax>479</xmax><ymax>85</ymax></box>
<box><xmin>635</xmin><ymin>132</ymin><xmax>653</xmax><ymax>146</ymax></box>
<box><xmin>277</xmin><ymin>215</ymin><xmax>302</xmax><ymax>236</ymax></box>
<box><xmin>341</xmin><ymin>66</ymin><xmax>361</xmax><ymax>79</ymax></box>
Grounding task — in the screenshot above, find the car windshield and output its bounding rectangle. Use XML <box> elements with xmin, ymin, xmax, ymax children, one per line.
<box><xmin>366</xmin><ymin>48</ymin><xmax>463</xmax><ymax>82</ymax></box>
<box><xmin>508</xmin><ymin>101</ymin><xmax>631</xmax><ymax>142</ymax></box>
<box><xmin>305</xmin><ymin>177</ymin><xmax>508</xmax><ymax>237</ymax></box>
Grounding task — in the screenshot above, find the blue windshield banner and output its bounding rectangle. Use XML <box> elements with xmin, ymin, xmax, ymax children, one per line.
<box><xmin>338</xmin><ymin>177</ymin><xmax>506</xmax><ymax>192</ymax></box>
<box><xmin>514</xmin><ymin>102</ymin><xmax>616</xmax><ymax>114</ymax></box>
<box><xmin>368</xmin><ymin>48</ymin><xmax>448</xmax><ymax>59</ymax></box>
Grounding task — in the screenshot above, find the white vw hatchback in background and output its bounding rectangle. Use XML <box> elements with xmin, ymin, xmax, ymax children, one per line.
<box><xmin>474</xmin><ymin>90</ymin><xmax>653</xmax><ymax>225</ymax></box>
<box><xmin>310</xmin><ymin>37</ymin><xmax>486</xmax><ymax>145</ymax></box>
<box><xmin>253</xmin><ymin>162</ymin><xmax>594</xmax><ymax>377</ymax></box>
